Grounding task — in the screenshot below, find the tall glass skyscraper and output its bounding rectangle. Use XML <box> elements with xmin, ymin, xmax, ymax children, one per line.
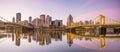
<box><xmin>16</xmin><ymin>13</ymin><xmax>21</xmax><ymax>23</ymax></box>
<box><xmin>67</xmin><ymin>14</ymin><xmax>73</xmax><ymax>26</ymax></box>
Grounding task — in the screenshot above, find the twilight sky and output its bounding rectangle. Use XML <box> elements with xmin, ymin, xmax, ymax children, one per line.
<box><xmin>0</xmin><ymin>0</ymin><xmax>120</xmax><ymax>25</ymax></box>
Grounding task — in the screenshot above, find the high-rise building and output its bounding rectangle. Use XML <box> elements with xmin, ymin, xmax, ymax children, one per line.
<box><xmin>45</xmin><ymin>15</ymin><xmax>52</xmax><ymax>27</ymax></box>
<box><xmin>52</xmin><ymin>20</ymin><xmax>62</xmax><ymax>27</ymax></box>
<box><xmin>12</xmin><ymin>17</ymin><xmax>15</xmax><ymax>23</ymax></box>
<box><xmin>67</xmin><ymin>35</ymin><xmax>73</xmax><ymax>47</ymax></box>
<box><xmin>16</xmin><ymin>13</ymin><xmax>21</xmax><ymax>23</ymax></box>
<box><xmin>89</xmin><ymin>20</ymin><xmax>94</xmax><ymax>24</ymax></box>
<box><xmin>79</xmin><ymin>21</ymin><xmax>83</xmax><ymax>25</ymax></box>
<box><xmin>55</xmin><ymin>20</ymin><xmax>62</xmax><ymax>27</ymax></box>
<box><xmin>29</xmin><ymin>16</ymin><xmax>32</xmax><ymax>24</ymax></box>
<box><xmin>67</xmin><ymin>14</ymin><xmax>73</xmax><ymax>26</ymax></box>
<box><xmin>84</xmin><ymin>20</ymin><xmax>89</xmax><ymax>24</ymax></box>
<box><xmin>32</xmin><ymin>17</ymin><xmax>41</xmax><ymax>28</ymax></box>
<box><xmin>40</xmin><ymin>14</ymin><xmax>45</xmax><ymax>26</ymax></box>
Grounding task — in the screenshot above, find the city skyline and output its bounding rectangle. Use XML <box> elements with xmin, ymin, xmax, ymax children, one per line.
<box><xmin>0</xmin><ymin>0</ymin><xmax>120</xmax><ymax>25</ymax></box>
<box><xmin>0</xmin><ymin>0</ymin><xmax>120</xmax><ymax>52</ymax></box>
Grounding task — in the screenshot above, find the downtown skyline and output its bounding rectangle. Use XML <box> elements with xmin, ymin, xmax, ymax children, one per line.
<box><xmin>0</xmin><ymin>0</ymin><xmax>120</xmax><ymax>25</ymax></box>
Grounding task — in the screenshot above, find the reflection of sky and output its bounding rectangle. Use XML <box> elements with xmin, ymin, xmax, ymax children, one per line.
<box><xmin>0</xmin><ymin>35</ymin><xmax>120</xmax><ymax>52</ymax></box>
<box><xmin>74</xmin><ymin>38</ymin><xmax>120</xmax><ymax>52</ymax></box>
<box><xmin>0</xmin><ymin>0</ymin><xmax>120</xmax><ymax>25</ymax></box>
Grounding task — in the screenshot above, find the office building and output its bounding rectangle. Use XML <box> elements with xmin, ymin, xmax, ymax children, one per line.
<box><xmin>52</xmin><ymin>20</ymin><xmax>62</xmax><ymax>27</ymax></box>
<box><xmin>67</xmin><ymin>14</ymin><xmax>73</xmax><ymax>26</ymax></box>
<box><xmin>40</xmin><ymin>14</ymin><xmax>45</xmax><ymax>26</ymax></box>
<box><xmin>29</xmin><ymin>16</ymin><xmax>32</xmax><ymax>24</ymax></box>
<box><xmin>45</xmin><ymin>15</ymin><xmax>52</xmax><ymax>27</ymax></box>
<box><xmin>12</xmin><ymin>17</ymin><xmax>15</xmax><ymax>23</ymax></box>
<box><xmin>16</xmin><ymin>13</ymin><xmax>21</xmax><ymax>23</ymax></box>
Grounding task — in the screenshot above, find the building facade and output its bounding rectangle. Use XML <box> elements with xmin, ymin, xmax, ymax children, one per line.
<box><xmin>84</xmin><ymin>20</ymin><xmax>89</xmax><ymax>24</ymax></box>
<box><xmin>45</xmin><ymin>15</ymin><xmax>52</xmax><ymax>27</ymax></box>
<box><xmin>29</xmin><ymin>16</ymin><xmax>32</xmax><ymax>24</ymax></box>
<box><xmin>16</xmin><ymin>13</ymin><xmax>21</xmax><ymax>23</ymax></box>
<box><xmin>52</xmin><ymin>20</ymin><xmax>62</xmax><ymax>27</ymax></box>
<box><xmin>12</xmin><ymin>17</ymin><xmax>15</xmax><ymax>23</ymax></box>
<box><xmin>32</xmin><ymin>18</ymin><xmax>42</xmax><ymax>28</ymax></box>
<box><xmin>67</xmin><ymin>14</ymin><xmax>73</xmax><ymax>26</ymax></box>
<box><xmin>40</xmin><ymin>14</ymin><xmax>45</xmax><ymax>26</ymax></box>
<box><xmin>18</xmin><ymin>20</ymin><xmax>28</xmax><ymax>26</ymax></box>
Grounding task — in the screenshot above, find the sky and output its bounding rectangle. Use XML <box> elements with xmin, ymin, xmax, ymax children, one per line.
<box><xmin>0</xmin><ymin>0</ymin><xmax>120</xmax><ymax>25</ymax></box>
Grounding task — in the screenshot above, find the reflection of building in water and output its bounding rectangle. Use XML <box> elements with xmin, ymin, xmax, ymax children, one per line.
<box><xmin>11</xmin><ymin>30</ymin><xmax>63</xmax><ymax>46</ymax></box>
<box><xmin>12</xmin><ymin>33</ymin><xmax>14</xmax><ymax>41</ymax></box>
<box><xmin>15</xmin><ymin>29</ymin><xmax>21</xmax><ymax>46</ymax></box>
<box><xmin>50</xmin><ymin>31</ymin><xmax>62</xmax><ymax>41</ymax></box>
<box><xmin>28</xmin><ymin>32</ymin><xmax>33</xmax><ymax>43</ymax></box>
<box><xmin>28</xmin><ymin>35</ymin><xmax>31</xmax><ymax>43</ymax></box>
<box><xmin>85</xmin><ymin>38</ymin><xmax>92</xmax><ymax>41</ymax></box>
<box><xmin>15</xmin><ymin>34</ymin><xmax>20</xmax><ymax>46</ymax></box>
<box><xmin>67</xmin><ymin>34</ymin><xmax>73</xmax><ymax>47</ymax></box>
<box><xmin>45</xmin><ymin>34</ymin><xmax>51</xmax><ymax>45</ymax></box>
<box><xmin>39</xmin><ymin>34</ymin><xmax>45</xmax><ymax>46</ymax></box>
<box><xmin>30</xmin><ymin>31</ymin><xmax>62</xmax><ymax>46</ymax></box>
<box><xmin>66</xmin><ymin>32</ymin><xmax>106</xmax><ymax>48</ymax></box>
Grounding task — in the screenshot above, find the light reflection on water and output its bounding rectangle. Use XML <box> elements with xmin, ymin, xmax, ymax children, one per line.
<box><xmin>0</xmin><ymin>29</ymin><xmax>120</xmax><ymax>52</ymax></box>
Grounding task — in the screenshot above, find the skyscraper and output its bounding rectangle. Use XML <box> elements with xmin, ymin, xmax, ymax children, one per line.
<box><xmin>54</xmin><ymin>20</ymin><xmax>62</xmax><ymax>27</ymax></box>
<box><xmin>16</xmin><ymin>13</ymin><xmax>21</xmax><ymax>23</ymax></box>
<box><xmin>40</xmin><ymin>14</ymin><xmax>45</xmax><ymax>26</ymax></box>
<box><xmin>51</xmin><ymin>20</ymin><xmax>63</xmax><ymax>27</ymax></box>
<box><xmin>67</xmin><ymin>14</ymin><xmax>73</xmax><ymax>26</ymax></box>
<box><xmin>85</xmin><ymin>20</ymin><xmax>89</xmax><ymax>24</ymax></box>
<box><xmin>12</xmin><ymin>17</ymin><xmax>15</xmax><ymax>23</ymax></box>
<box><xmin>29</xmin><ymin>16</ymin><xmax>32</xmax><ymax>24</ymax></box>
<box><xmin>46</xmin><ymin>15</ymin><xmax>52</xmax><ymax>27</ymax></box>
<box><xmin>32</xmin><ymin>17</ymin><xmax>41</xmax><ymax>28</ymax></box>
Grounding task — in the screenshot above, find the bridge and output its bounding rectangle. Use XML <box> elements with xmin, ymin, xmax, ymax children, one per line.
<box><xmin>67</xmin><ymin>14</ymin><xmax>120</xmax><ymax>28</ymax></box>
<box><xmin>66</xmin><ymin>14</ymin><xmax>120</xmax><ymax>34</ymax></box>
<box><xmin>0</xmin><ymin>16</ymin><xmax>33</xmax><ymax>29</ymax></box>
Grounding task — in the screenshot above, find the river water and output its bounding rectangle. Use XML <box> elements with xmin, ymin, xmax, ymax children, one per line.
<box><xmin>0</xmin><ymin>29</ymin><xmax>120</xmax><ymax>52</ymax></box>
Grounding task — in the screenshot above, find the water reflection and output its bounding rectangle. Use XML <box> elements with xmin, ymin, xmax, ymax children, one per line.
<box><xmin>66</xmin><ymin>28</ymin><xmax>120</xmax><ymax>49</ymax></box>
<box><xmin>0</xmin><ymin>29</ymin><xmax>120</xmax><ymax>52</ymax></box>
<box><xmin>66</xmin><ymin>33</ymin><xmax>107</xmax><ymax>48</ymax></box>
<box><xmin>10</xmin><ymin>30</ymin><xmax>63</xmax><ymax>46</ymax></box>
